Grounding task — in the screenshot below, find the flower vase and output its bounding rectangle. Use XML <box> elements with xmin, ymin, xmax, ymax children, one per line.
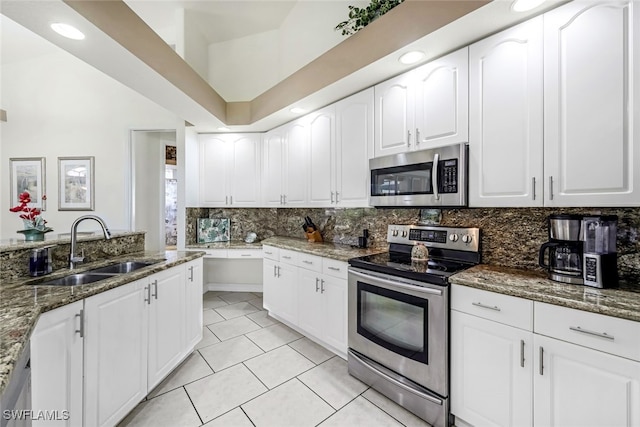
<box><xmin>17</xmin><ymin>226</ymin><xmax>53</xmax><ymax>241</ymax></box>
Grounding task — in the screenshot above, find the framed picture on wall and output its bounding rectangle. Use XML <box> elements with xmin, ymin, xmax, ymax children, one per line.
<box><xmin>58</xmin><ymin>156</ymin><xmax>95</xmax><ymax>211</ymax></box>
<box><xmin>9</xmin><ymin>157</ymin><xmax>46</xmax><ymax>210</ymax></box>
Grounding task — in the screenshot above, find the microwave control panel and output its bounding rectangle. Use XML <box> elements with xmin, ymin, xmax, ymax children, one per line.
<box><xmin>439</xmin><ymin>159</ymin><xmax>458</xmax><ymax>194</ymax></box>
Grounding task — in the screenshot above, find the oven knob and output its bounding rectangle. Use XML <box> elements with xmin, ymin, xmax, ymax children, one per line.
<box><xmin>449</xmin><ymin>234</ymin><xmax>459</xmax><ymax>242</ymax></box>
<box><xmin>401</xmin><ymin>230</ymin><xmax>408</xmax><ymax>238</ymax></box>
<box><xmin>392</xmin><ymin>229</ymin><xmax>399</xmax><ymax>237</ymax></box>
<box><xmin>462</xmin><ymin>234</ymin><xmax>473</xmax><ymax>244</ymax></box>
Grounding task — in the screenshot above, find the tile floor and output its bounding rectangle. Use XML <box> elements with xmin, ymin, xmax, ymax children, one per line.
<box><xmin>119</xmin><ymin>291</ymin><xmax>431</xmax><ymax>427</ymax></box>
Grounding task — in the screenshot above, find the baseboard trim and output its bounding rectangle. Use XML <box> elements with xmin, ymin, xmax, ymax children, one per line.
<box><xmin>204</xmin><ymin>283</ymin><xmax>263</xmax><ymax>293</ymax></box>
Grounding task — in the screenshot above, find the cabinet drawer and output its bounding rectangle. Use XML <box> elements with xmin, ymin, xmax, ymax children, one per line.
<box><xmin>227</xmin><ymin>249</ymin><xmax>263</xmax><ymax>259</ymax></box>
<box><xmin>262</xmin><ymin>246</ymin><xmax>279</xmax><ymax>261</ymax></box>
<box><xmin>298</xmin><ymin>253</ymin><xmax>323</xmax><ymax>273</ymax></box>
<box><xmin>203</xmin><ymin>249</ymin><xmax>228</xmax><ymax>258</ymax></box>
<box><xmin>279</xmin><ymin>249</ymin><xmax>299</xmax><ymax>265</ymax></box>
<box><xmin>451</xmin><ymin>284</ymin><xmax>533</xmax><ymax>331</ymax></box>
<box><xmin>323</xmin><ymin>258</ymin><xmax>348</xmax><ymax>279</ymax></box>
<box><xmin>534</xmin><ymin>302</ymin><xmax>640</xmax><ymax>362</ymax></box>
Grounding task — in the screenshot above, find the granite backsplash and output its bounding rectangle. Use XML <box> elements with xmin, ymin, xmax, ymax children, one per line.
<box><xmin>0</xmin><ymin>232</ymin><xmax>146</xmax><ymax>281</ymax></box>
<box><xmin>186</xmin><ymin>207</ymin><xmax>639</xmax><ymax>282</ymax></box>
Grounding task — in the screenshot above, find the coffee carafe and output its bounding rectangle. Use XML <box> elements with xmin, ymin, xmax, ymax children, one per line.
<box><xmin>538</xmin><ymin>214</ymin><xmax>584</xmax><ymax>285</ymax></box>
<box><xmin>582</xmin><ymin>215</ymin><xmax>618</xmax><ymax>288</ymax></box>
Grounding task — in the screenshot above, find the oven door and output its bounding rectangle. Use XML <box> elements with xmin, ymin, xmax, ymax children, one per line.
<box><xmin>348</xmin><ymin>267</ymin><xmax>448</xmax><ymax>395</ymax></box>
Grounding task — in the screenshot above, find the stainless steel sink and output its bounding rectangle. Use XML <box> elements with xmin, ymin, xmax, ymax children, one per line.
<box><xmin>36</xmin><ymin>260</ymin><xmax>164</xmax><ymax>286</ymax></box>
<box><xmin>39</xmin><ymin>273</ymin><xmax>116</xmax><ymax>286</ymax></box>
<box><xmin>89</xmin><ymin>261</ymin><xmax>156</xmax><ymax>274</ymax></box>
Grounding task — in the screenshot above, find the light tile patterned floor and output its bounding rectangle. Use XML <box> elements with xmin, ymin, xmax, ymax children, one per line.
<box><xmin>118</xmin><ymin>291</ymin><xmax>431</xmax><ymax>427</ymax></box>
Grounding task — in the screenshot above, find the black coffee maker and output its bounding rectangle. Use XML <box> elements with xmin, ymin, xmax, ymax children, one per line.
<box><xmin>539</xmin><ymin>214</ymin><xmax>584</xmax><ymax>285</ymax></box>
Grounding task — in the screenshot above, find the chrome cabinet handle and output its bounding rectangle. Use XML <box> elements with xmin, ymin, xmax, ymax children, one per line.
<box><xmin>539</xmin><ymin>347</ymin><xmax>544</xmax><ymax>375</ymax></box>
<box><xmin>549</xmin><ymin>176</ymin><xmax>554</xmax><ymax>200</ymax></box>
<box><xmin>330</xmin><ymin>192</ymin><xmax>335</xmax><ymax>204</ymax></box>
<box><xmin>241</xmin><ymin>254</ymin><xmax>252</xmax><ymax>257</ymax></box>
<box><xmin>277</xmin><ymin>266</ymin><xmax>281</xmax><ymax>277</ymax></box>
<box><xmin>282</xmin><ymin>255</ymin><xmax>292</xmax><ymax>260</ymax></box>
<box><xmin>472</xmin><ymin>302</ymin><xmax>501</xmax><ymax>312</ymax></box>
<box><xmin>280</xmin><ymin>195</ymin><xmax>283</xmax><ymax>205</ymax></box>
<box><xmin>320</xmin><ymin>279</ymin><xmax>325</xmax><ymax>293</ymax></box>
<box><xmin>189</xmin><ymin>266</ymin><xmax>194</xmax><ymax>282</ymax></box>
<box><xmin>335</xmin><ymin>191</ymin><xmax>339</xmax><ymax>203</ymax></box>
<box><xmin>328</xmin><ymin>266</ymin><xmax>340</xmax><ymax>271</ymax></box>
<box><xmin>415</xmin><ymin>128</ymin><xmax>420</xmax><ymax>145</ymax></box>
<box><xmin>407</xmin><ymin>130</ymin><xmax>411</xmax><ymax>147</ymax></box>
<box><xmin>229</xmin><ymin>195</ymin><xmax>233</xmax><ymax>205</ymax></box>
<box><xmin>225</xmin><ymin>196</ymin><xmax>229</xmax><ymax>205</ymax></box>
<box><xmin>75</xmin><ymin>309</ymin><xmax>84</xmax><ymax>338</ymax></box>
<box><xmin>152</xmin><ymin>280</ymin><xmax>158</xmax><ymax>300</ymax></box>
<box><xmin>532</xmin><ymin>177</ymin><xmax>536</xmax><ymax>200</ymax></box>
<box><xmin>144</xmin><ymin>285</ymin><xmax>151</xmax><ymax>304</ymax></box>
<box><xmin>273</xmin><ymin>265</ymin><xmax>277</xmax><ymax>277</ymax></box>
<box><xmin>303</xmin><ymin>260</ymin><xmax>313</xmax><ymax>265</ymax></box>
<box><xmin>264</xmin><ymin>251</ymin><xmax>273</xmax><ymax>255</ymax></box>
<box><xmin>569</xmin><ymin>326</ymin><xmax>615</xmax><ymax>341</ymax></box>
<box><xmin>520</xmin><ymin>340</ymin><xmax>525</xmax><ymax>368</ymax></box>
<box><xmin>315</xmin><ymin>277</ymin><xmax>320</xmax><ymax>292</ymax></box>
<box><xmin>283</xmin><ymin>194</ymin><xmax>287</xmax><ymax>204</ymax></box>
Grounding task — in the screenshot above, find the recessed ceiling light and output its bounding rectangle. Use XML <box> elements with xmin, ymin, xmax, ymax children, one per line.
<box><xmin>511</xmin><ymin>0</ymin><xmax>545</xmax><ymax>12</ymax></box>
<box><xmin>290</xmin><ymin>107</ymin><xmax>306</xmax><ymax>114</ymax></box>
<box><xmin>51</xmin><ymin>23</ymin><xmax>85</xmax><ymax>40</ymax></box>
<box><xmin>399</xmin><ymin>51</ymin><xmax>425</xmax><ymax>65</ymax></box>
<box><xmin>218</xmin><ymin>127</ymin><xmax>230</xmax><ymax>132</ymax></box>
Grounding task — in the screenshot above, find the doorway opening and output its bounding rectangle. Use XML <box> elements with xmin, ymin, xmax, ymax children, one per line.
<box><xmin>165</xmin><ymin>145</ymin><xmax>177</xmax><ymax>249</ymax></box>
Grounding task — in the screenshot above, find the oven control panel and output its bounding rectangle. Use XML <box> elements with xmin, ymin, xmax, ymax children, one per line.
<box><xmin>387</xmin><ymin>224</ymin><xmax>480</xmax><ymax>252</ymax></box>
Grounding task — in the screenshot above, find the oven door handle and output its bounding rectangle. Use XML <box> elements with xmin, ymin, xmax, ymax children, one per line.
<box><xmin>349</xmin><ymin>350</ymin><xmax>444</xmax><ymax>406</ymax></box>
<box><xmin>349</xmin><ymin>269</ymin><xmax>442</xmax><ymax>296</ymax></box>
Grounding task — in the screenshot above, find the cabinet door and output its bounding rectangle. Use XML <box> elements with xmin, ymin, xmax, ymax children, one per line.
<box><xmin>534</xmin><ymin>334</ymin><xmax>640</xmax><ymax>427</ymax></box>
<box><xmin>199</xmin><ymin>135</ymin><xmax>229</xmax><ymax>206</ymax></box>
<box><xmin>147</xmin><ymin>267</ymin><xmax>186</xmax><ymax>391</ymax></box>
<box><xmin>229</xmin><ymin>134</ymin><xmax>261</xmax><ymax>206</ymax></box>
<box><xmin>374</xmin><ymin>72</ymin><xmax>415</xmax><ymax>157</ymax></box>
<box><xmin>84</xmin><ymin>280</ymin><xmax>148</xmax><ymax>427</ymax></box>
<box><xmin>544</xmin><ymin>1</ymin><xmax>640</xmax><ymax>207</ymax></box>
<box><xmin>284</xmin><ymin>121</ymin><xmax>308</xmax><ymax>206</ymax></box>
<box><xmin>451</xmin><ymin>311</ymin><xmax>533</xmax><ymax>427</ymax></box>
<box><xmin>263</xmin><ymin>258</ymin><xmax>279</xmax><ymax>313</ymax></box>
<box><xmin>184</xmin><ymin>258</ymin><xmax>203</xmax><ymax>351</ymax></box>
<box><xmin>308</xmin><ymin>107</ymin><xmax>335</xmax><ymax>207</ymax></box>
<box><xmin>297</xmin><ymin>269</ymin><xmax>324</xmax><ymax>339</ymax></box>
<box><xmin>414</xmin><ymin>47</ymin><xmax>469</xmax><ymax>148</ymax></box>
<box><xmin>275</xmin><ymin>262</ymin><xmax>299</xmax><ymax>325</ymax></box>
<box><xmin>335</xmin><ymin>89</ymin><xmax>373</xmax><ymax>207</ymax></box>
<box><xmin>31</xmin><ymin>300</ymin><xmax>84</xmax><ymax>427</ymax></box>
<box><xmin>469</xmin><ymin>18</ymin><xmax>544</xmax><ymax>207</ymax></box>
<box><xmin>263</xmin><ymin>128</ymin><xmax>285</xmax><ymax>206</ymax></box>
<box><xmin>320</xmin><ymin>274</ymin><xmax>348</xmax><ymax>356</ymax></box>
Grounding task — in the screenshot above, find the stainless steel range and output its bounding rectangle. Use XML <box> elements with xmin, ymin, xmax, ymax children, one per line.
<box><xmin>347</xmin><ymin>224</ymin><xmax>480</xmax><ymax>427</ymax></box>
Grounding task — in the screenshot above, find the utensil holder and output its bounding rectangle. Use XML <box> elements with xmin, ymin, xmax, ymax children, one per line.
<box><xmin>305</xmin><ymin>230</ymin><xmax>323</xmax><ymax>243</ymax></box>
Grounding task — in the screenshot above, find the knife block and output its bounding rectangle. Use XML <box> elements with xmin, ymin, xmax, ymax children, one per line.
<box><xmin>305</xmin><ymin>230</ymin><xmax>323</xmax><ymax>243</ymax></box>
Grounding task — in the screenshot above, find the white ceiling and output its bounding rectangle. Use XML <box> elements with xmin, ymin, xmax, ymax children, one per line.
<box><xmin>1</xmin><ymin>0</ymin><xmax>568</xmax><ymax>132</ymax></box>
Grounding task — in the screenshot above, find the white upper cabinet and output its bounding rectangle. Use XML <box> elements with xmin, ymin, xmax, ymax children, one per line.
<box><xmin>469</xmin><ymin>17</ymin><xmax>544</xmax><ymax>207</ymax></box>
<box><xmin>308</xmin><ymin>106</ymin><xmax>335</xmax><ymax>207</ymax></box>
<box><xmin>199</xmin><ymin>133</ymin><xmax>261</xmax><ymax>207</ymax></box>
<box><xmin>414</xmin><ymin>47</ymin><xmax>469</xmax><ymax>148</ymax></box>
<box><xmin>544</xmin><ymin>0</ymin><xmax>640</xmax><ymax>207</ymax></box>
<box><xmin>374</xmin><ymin>47</ymin><xmax>468</xmax><ymax>158</ymax></box>
<box><xmin>262</xmin><ymin>128</ymin><xmax>286</xmax><ymax>206</ymax></box>
<box><xmin>284</xmin><ymin>121</ymin><xmax>309</xmax><ymax>206</ymax></box>
<box><xmin>374</xmin><ymin>72</ymin><xmax>415</xmax><ymax>157</ymax></box>
<box><xmin>334</xmin><ymin>88</ymin><xmax>374</xmax><ymax>207</ymax></box>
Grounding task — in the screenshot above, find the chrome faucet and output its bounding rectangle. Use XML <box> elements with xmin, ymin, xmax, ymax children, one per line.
<box><xmin>69</xmin><ymin>215</ymin><xmax>112</xmax><ymax>269</ymax></box>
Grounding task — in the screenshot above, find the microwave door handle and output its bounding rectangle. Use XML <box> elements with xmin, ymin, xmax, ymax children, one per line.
<box><xmin>432</xmin><ymin>153</ymin><xmax>440</xmax><ymax>200</ymax></box>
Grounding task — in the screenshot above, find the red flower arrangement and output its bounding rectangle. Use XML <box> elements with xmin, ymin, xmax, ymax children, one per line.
<box><xmin>10</xmin><ymin>191</ymin><xmax>51</xmax><ymax>231</ymax></box>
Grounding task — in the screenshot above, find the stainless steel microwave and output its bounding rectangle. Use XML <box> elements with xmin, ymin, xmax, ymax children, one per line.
<box><xmin>369</xmin><ymin>143</ymin><xmax>468</xmax><ymax>207</ymax></box>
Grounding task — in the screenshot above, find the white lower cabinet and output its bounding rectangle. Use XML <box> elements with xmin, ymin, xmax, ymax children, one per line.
<box><xmin>451</xmin><ymin>284</ymin><xmax>640</xmax><ymax>427</ymax></box>
<box><xmin>533</xmin><ymin>334</ymin><xmax>640</xmax><ymax>427</ymax></box>
<box><xmin>184</xmin><ymin>258</ymin><xmax>204</xmax><ymax>351</ymax></box>
<box><xmin>84</xmin><ymin>280</ymin><xmax>148</xmax><ymax>427</ymax></box>
<box><xmin>263</xmin><ymin>247</ymin><xmax>347</xmax><ymax>357</ymax></box>
<box><xmin>146</xmin><ymin>267</ymin><xmax>185</xmax><ymax>391</ymax></box>
<box><xmin>30</xmin><ymin>259</ymin><xmax>204</xmax><ymax>427</ymax></box>
<box><xmin>30</xmin><ymin>300</ymin><xmax>84</xmax><ymax>427</ymax></box>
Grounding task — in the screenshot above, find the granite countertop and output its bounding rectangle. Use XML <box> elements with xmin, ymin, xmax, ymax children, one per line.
<box><xmin>0</xmin><ymin>250</ymin><xmax>204</xmax><ymax>398</ymax></box>
<box><xmin>261</xmin><ymin>236</ymin><xmax>387</xmax><ymax>261</ymax></box>
<box><xmin>449</xmin><ymin>264</ymin><xmax>640</xmax><ymax>323</ymax></box>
